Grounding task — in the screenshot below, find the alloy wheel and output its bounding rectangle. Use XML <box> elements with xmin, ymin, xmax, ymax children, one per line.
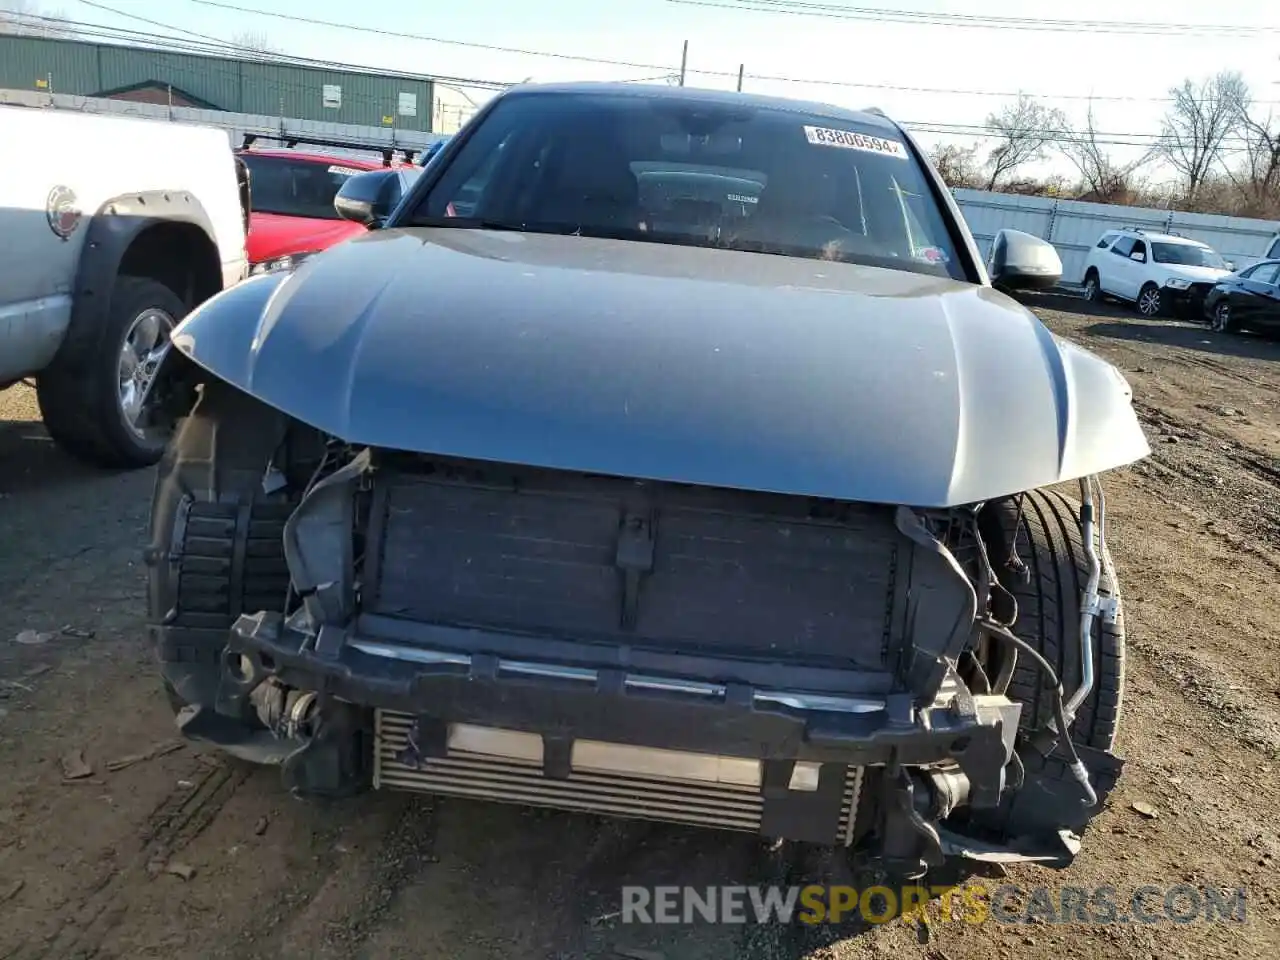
<box><xmin>117</xmin><ymin>307</ymin><xmax>175</xmax><ymax>440</ymax></box>
<box><xmin>1212</xmin><ymin>302</ymin><xmax>1231</xmax><ymax>333</ymax></box>
<box><xmin>1138</xmin><ymin>287</ymin><xmax>1162</xmax><ymax>317</ymax></box>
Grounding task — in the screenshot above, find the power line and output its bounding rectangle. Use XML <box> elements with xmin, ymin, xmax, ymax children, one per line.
<box><xmin>183</xmin><ymin>0</ymin><xmax>678</xmax><ymax>71</ymax></box>
<box><xmin>167</xmin><ymin>0</ymin><xmax>1279</xmax><ymax>106</ymax></box>
<box><xmin>30</xmin><ymin>6</ymin><xmax>517</xmax><ymax>90</ymax></box>
<box><xmin>667</xmin><ymin>0</ymin><xmax>1274</xmax><ymax>37</ymax></box>
<box><xmin>11</xmin><ymin>8</ymin><xmax>1268</xmax><ymax>149</ymax></box>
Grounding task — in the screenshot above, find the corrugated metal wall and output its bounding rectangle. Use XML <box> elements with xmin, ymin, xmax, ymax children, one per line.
<box><xmin>953</xmin><ymin>188</ymin><xmax>1280</xmax><ymax>284</ymax></box>
<box><xmin>0</xmin><ymin>36</ymin><xmax>434</xmax><ymax>131</ymax></box>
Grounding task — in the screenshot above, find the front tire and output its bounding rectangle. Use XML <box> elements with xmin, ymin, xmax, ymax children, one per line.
<box><xmin>1136</xmin><ymin>282</ymin><xmax>1165</xmax><ymax>319</ymax></box>
<box><xmin>983</xmin><ymin>488</ymin><xmax>1124</xmax><ymax>752</ymax></box>
<box><xmin>1210</xmin><ymin>300</ymin><xmax>1236</xmax><ymax>334</ymax></box>
<box><xmin>38</xmin><ymin>276</ymin><xmax>186</xmax><ymax>468</ymax></box>
<box><xmin>147</xmin><ymin>380</ymin><xmax>305</xmax><ymax>718</ymax></box>
<box><xmin>1083</xmin><ymin>270</ymin><xmax>1101</xmax><ymax>303</ymax></box>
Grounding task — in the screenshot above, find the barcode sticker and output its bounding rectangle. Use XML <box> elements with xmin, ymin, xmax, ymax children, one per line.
<box><xmin>803</xmin><ymin>126</ymin><xmax>908</xmax><ymax>160</ymax></box>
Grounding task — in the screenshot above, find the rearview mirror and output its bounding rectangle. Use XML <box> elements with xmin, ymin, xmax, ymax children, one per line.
<box><xmin>1129</xmin><ymin>250</ymin><xmax>1145</xmax><ymax>263</ymax></box>
<box><xmin>334</xmin><ymin>169</ymin><xmax>406</xmax><ymax>227</ymax></box>
<box><xmin>987</xmin><ymin>229</ymin><xmax>1063</xmax><ymax>293</ymax></box>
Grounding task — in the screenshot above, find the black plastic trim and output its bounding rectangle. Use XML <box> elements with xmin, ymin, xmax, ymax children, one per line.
<box><xmin>225</xmin><ymin>613</ymin><xmax>1013</xmax><ymax>778</ymax></box>
<box><xmin>56</xmin><ymin>191</ymin><xmax>219</xmax><ymax>368</ymax></box>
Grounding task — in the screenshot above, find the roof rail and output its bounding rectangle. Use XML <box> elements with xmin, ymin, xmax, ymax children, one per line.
<box><xmin>239</xmin><ymin>131</ymin><xmax>429</xmax><ymax>166</ymax></box>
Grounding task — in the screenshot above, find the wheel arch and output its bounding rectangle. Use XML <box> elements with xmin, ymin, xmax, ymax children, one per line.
<box><xmin>54</xmin><ymin>191</ymin><xmax>224</xmax><ymax>370</ymax></box>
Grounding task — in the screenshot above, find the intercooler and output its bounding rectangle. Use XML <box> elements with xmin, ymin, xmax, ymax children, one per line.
<box><xmin>374</xmin><ymin>710</ymin><xmax>866</xmax><ymax>842</ymax></box>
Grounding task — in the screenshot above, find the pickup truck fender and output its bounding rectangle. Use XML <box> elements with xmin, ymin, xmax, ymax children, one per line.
<box><xmin>51</xmin><ymin>190</ymin><xmax>222</xmax><ymax>369</ymax></box>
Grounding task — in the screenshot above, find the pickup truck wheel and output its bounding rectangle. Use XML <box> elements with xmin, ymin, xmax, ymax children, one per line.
<box><xmin>983</xmin><ymin>488</ymin><xmax>1125</xmax><ymax>753</ymax></box>
<box><xmin>147</xmin><ymin>379</ymin><xmax>309</xmax><ymax>723</ymax></box>
<box><xmin>37</xmin><ymin>277</ymin><xmax>186</xmax><ymax>468</ymax></box>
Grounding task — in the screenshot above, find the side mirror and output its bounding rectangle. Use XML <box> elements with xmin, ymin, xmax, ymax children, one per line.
<box><xmin>987</xmin><ymin>229</ymin><xmax>1063</xmax><ymax>293</ymax></box>
<box><xmin>1129</xmin><ymin>250</ymin><xmax>1145</xmax><ymax>263</ymax></box>
<box><xmin>1224</xmin><ymin>260</ymin><xmax>1236</xmax><ymax>271</ymax></box>
<box><xmin>334</xmin><ymin>169</ymin><xmax>406</xmax><ymax>227</ymax></box>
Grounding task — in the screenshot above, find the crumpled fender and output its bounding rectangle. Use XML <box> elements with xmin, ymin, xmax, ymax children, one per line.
<box><xmin>168</xmin><ymin>270</ymin><xmax>290</xmax><ymax>387</ymax></box>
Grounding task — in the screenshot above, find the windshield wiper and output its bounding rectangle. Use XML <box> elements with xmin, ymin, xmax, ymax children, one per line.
<box><xmin>411</xmin><ymin>216</ymin><xmax>532</xmax><ymax>231</ymax></box>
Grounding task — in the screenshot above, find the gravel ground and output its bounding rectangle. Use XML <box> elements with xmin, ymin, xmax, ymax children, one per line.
<box><xmin>1</xmin><ymin>295</ymin><xmax>1278</xmax><ymax>960</ymax></box>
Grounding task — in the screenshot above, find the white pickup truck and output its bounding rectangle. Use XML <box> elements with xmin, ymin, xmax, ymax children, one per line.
<box><xmin>0</xmin><ymin>106</ymin><xmax>248</xmax><ymax>467</ymax></box>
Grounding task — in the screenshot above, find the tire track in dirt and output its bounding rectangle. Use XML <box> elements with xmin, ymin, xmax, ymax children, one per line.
<box><xmin>1107</xmin><ymin>400</ymin><xmax>1280</xmax><ymax>760</ymax></box>
<box><xmin>1157</xmin><ymin>350</ymin><xmax>1280</xmax><ymax>398</ymax></box>
<box><xmin>1130</xmin><ymin>399</ymin><xmax>1280</xmax><ymax>551</ymax></box>
<box><xmin>221</xmin><ymin>794</ymin><xmax>443</xmax><ymax>960</ymax></box>
<box><xmin>18</xmin><ymin>758</ymin><xmax>252</xmax><ymax>960</ymax></box>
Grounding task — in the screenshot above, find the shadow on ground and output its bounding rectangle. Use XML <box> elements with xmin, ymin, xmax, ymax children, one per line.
<box><xmin>1015</xmin><ymin>289</ymin><xmax>1130</xmax><ymax>321</ymax></box>
<box><xmin>0</xmin><ymin>416</ymin><xmax>120</xmax><ymax>497</ymax></box>
<box><xmin>1081</xmin><ymin>318</ymin><xmax>1280</xmax><ymax>362</ymax></box>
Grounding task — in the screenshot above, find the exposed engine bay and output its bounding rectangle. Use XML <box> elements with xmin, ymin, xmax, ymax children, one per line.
<box><xmin>156</xmin><ymin>429</ymin><xmax>1123</xmax><ymax>879</ymax></box>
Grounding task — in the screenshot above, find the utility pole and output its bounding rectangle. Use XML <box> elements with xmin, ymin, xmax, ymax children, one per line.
<box><xmin>678</xmin><ymin>41</ymin><xmax>688</xmax><ymax>87</ymax></box>
<box><xmin>736</xmin><ymin>64</ymin><xmax>744</xmax><ymax>92</ymax></box>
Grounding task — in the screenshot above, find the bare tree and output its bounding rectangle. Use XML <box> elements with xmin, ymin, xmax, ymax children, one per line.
<box><xmin>1228</xmin><ymin>103</ymin><xmax>1280</xmax><ymax>218</ymax></box>
<box><xmin>0</xmin><ymin>1</ymin><xmax>74</xmax><ymax>37</ymax></box>
<box><xmin>1058</xmin><ymin>101</ymin><xmax>1151</xmax><ymax>203</ymax></box>
<box><xmin>982</xmin><ymin>94</ymin><xmax>1068</xmax><ymax>191</ymax></box>
<box><xmin>928</xmin><ymin>142</ymin><xmax>983</xmax><ymax>189</ymax></box>
<box><xmin>1158</xmin><ymin>71</ymin><xmax>1247</xmax><ymax>206</ymax></box>
<box><xmin>230</xmin><ymin>30</ymin><xmax>278</xmax><ymax>54</ymax></box>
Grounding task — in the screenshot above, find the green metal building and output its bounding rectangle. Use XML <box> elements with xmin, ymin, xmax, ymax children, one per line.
<box><xmin>0</xmin><ymin>36</ymin><xmax>436</xmax><ymax>131</ymax></box>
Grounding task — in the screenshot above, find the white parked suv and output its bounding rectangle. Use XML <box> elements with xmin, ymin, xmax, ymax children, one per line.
<box><xmin>1081</xmin><ymin>228</ymin><xmax>1232</xmax><ymax>319</ymax></box>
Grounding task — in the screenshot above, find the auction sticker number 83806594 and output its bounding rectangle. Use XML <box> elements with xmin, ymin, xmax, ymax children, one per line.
<box><xmin>803</xmin><ymin>125</ymin><xmax>908</xmax><ymax>161</ymax></box>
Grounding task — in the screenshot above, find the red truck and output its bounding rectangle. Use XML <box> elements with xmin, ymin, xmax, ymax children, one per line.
<box><xmin>237</xmin><ymin>134</ymin><xmax>438</xmax><ymax>272</ymax></box>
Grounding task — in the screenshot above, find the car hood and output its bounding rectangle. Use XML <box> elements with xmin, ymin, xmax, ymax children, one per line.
<box><xmin>246</xmin><ymin>212</ymin><xmax>367</xmax><ymax>263</ymax></box>
<box><xmin>1160</xmin><ymin>262</ymin><xmax>1230</xmax><ymax>283</ymax></box>
<box><xmin>172</xmin><ymin>228</ymin><xmax>1150</xmax><ymax>508</ymax></box>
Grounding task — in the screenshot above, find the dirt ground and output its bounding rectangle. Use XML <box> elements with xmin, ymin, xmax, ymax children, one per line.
<box><xmin>2</xmin><ymin>296</ymin><xmax>1278</xmax><ymax>960</ymax></box>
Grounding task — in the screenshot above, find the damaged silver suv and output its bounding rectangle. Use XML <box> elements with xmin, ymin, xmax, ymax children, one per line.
<box><xmin>146</xmin><ymin>82</ymin><xmax>1148</xmax><ymax>879</ymax></box>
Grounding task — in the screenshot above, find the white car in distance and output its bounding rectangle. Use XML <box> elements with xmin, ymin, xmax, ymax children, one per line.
<box><xmin>1081</xmin><ymin>228</ymin><xmax>1232</xmax><ymax>319</ymax></box>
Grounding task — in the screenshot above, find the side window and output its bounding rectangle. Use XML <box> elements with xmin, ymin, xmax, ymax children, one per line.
<box><xmin>1130</xmin><ymin>239</ymin><xmax>1147</xmax><ymax>261</ymax></box>
<box><xmin>1250</xmin><ymin>263</ymin><xmax>1280</xmax><ymax>285</ymax></box>
<box><xmin>1096</xmin><ymin>233</ymin><xmax>1116</xmax><ymax>249</ymax></box>
<box><xmin>1111</xmin><ymin>237</ymin><xmax>1135</xmax><ymax>258</ymax></box>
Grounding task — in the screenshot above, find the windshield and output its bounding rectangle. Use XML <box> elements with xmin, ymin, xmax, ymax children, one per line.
<box><xmin>241</xmin><ymin>154</ymin><xmax>365</xmax><ymax>220</ymax></box>
<box><xmin>408</xmin><ymin>91</ymin><xmax>966</xmax><ymax>280</ymax></box>
<box><xmin>1151</xmin><ymin>241</ymin><xmax>1226</xmax><ymax>269</ymax></box>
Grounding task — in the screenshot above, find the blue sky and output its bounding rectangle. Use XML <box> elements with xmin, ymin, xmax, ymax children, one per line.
<box><xmin>48</xmin><ymin>0</ymin><xmax>1280</xmax><ymax>180</ymax></box>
